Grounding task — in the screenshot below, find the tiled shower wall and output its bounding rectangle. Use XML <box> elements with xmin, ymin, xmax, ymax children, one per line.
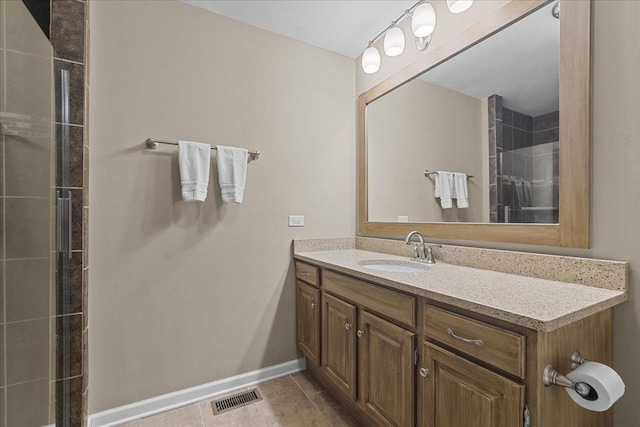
<box><xmin>1</xmin><ymin>0</ymin><xmax>89</xmax><ymax>425</ymax></box>
<box><xmin>488</xmin><ymin>95</ymin><xmax>559</xmax><ymax>223</ymax></box>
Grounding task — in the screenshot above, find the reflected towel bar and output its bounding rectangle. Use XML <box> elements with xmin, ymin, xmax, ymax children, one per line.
<box><xmin>424</xmin><ymin>170</ymin><xmax>474</xmax><ymax>179</ymax></box>
<box><xmin>145</xmin><ymin>138</ymin><xmax>260</xmax><ymax>161</ymax></box>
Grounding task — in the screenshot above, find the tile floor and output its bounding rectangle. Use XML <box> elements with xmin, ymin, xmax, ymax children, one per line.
<box><xmin>116</xmin><ymin>370</ymin><xmax>362</xmax><ymax>427</ymax></box>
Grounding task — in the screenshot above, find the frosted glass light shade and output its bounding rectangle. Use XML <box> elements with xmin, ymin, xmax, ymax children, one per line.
<box><xmin>362</xmin><ymin>46</ymin><xmax>381</xmax><ymax>74</ymax></box>
<box><xmin>412</xmin><ymin>3</ymin><xmax>436</xmax><ymax>37</ymax></box>
<box><xmin>447</xmin><ymin>0</ymin><xmax>473</xmax><ymax>14</ymax></box>
<box><xmin>384</xmin><ymin>27</ymin><xmax>405</xmax><ymax>57</ymax></box>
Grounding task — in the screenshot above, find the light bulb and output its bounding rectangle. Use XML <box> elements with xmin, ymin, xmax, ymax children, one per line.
<box><xmin>446</xmin><ymin>0</ymin><xmax>473</xmax><ymax>14</ymax></box>
<box><xmin>412</xmin><ymin>2</ymin><xmax>436</xmax><ymax>37</ymax></box>
<box><xmin>361</xmin><ymin>46</ymin><xmax>381</xmax><ymax>74</ymax></box>
<box><xmin>384</xmin><ymin>26</ymin><xmax>405</xmax><ymax>57</ymax></box>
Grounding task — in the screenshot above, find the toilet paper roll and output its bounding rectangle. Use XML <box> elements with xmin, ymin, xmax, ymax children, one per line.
<box><xmin>565</xmin><ymin>361</ymin><xmax>625</xmax><ymax>412</ymax></box>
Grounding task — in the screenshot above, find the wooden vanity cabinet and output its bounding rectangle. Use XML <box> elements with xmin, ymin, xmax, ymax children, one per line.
<box><xmin>294</xmin><ymin>259</ymin><xmax>614</xmax><ymax>427</ymax></box>
<box><xmin>420</xmin><ymin>341</ymin><xmax>524</xmax><ymax>427</ymax></box>
<box><xmin>321</xmin><ymin>292</ymin><xmax>357</xmax><ymax>399</ymax></box>
<box><xmin>296</xmin><ymin>280</ymin><xmax>320</xmax><ymax>366</ymax></box>
<box><xmin>320</xmin><ymin>270</ymin><xmax>417</xmax><ymax>427</ymax></box>
<box><xmin>295</xmin><ymin>261</ymin><xmax>321</xmax><ymax>367</ymax></box>
<box><xmin>359</xmin><ymin>310</ymin><xmax>415</xmax><ymax>427</ymax></box>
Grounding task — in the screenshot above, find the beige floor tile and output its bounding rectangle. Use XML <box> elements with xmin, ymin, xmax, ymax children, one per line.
<box><xmin>291</xmin><ymin>370</ymin><xmax>326</xmax><ymax>398</ymax></box>
<box><xmin>223</xmin><ymin>414</ymin><xmax>267</xmax><ymax>427</ymax></box>
<box><xmin>139</xmin><ymin>403</ymin><xmax>203</xmax><ymax>427</ymax></box>
<box><xmin>310</xmin><ymin>391</ymin><xmax>363</xmax><ymax>427</ymax></box>
<box><xmin>263</xmin><ymin>412</ymin><xmax>331</xmax><ymax>427</ymax></box>
<box><xmin>200</xmin><ymin>400</ymin><xmax>260</xmax><ymax>427</ymax></box>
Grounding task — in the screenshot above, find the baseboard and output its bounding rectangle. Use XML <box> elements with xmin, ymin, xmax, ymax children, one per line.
<box><xmin>88</xmin><ymin>358</ymin><xmax>306</xmax><ymax>427</ymax></box>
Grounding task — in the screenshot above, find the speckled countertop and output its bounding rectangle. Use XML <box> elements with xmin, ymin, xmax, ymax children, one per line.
<box><xmin>294</xmin><ymin>249</ymin><xmax>627</xmax><ymax>332</ymax></box>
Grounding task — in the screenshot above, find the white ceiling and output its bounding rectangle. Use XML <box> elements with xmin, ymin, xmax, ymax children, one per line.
<box><xmin>419</xmin><ymin>2</ymin><xmax>559</xmax><ymax>117</ymax></box>
<box><xmin>180</xmin><ymin>0</ymin><xmax>415</xmax><ymax>58</ymax></box>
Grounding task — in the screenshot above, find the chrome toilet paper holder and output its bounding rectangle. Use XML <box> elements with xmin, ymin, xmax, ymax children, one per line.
<box><xmin>543</xmin><ymin>351</ymin><xmax>598</xmax><ymax>401</ymax></box>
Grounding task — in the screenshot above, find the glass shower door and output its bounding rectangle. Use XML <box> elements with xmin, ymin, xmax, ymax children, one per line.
<box><xmin>1</xmin><ymin>0</ymin><xmax>59</xmax><ymax>425</ymax></box>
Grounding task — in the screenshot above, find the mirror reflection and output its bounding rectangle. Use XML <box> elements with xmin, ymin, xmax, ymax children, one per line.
<box><xmin>367</xmin><ymin>2</ymin><xmax>560</xmax><ymax>224</ymax></box>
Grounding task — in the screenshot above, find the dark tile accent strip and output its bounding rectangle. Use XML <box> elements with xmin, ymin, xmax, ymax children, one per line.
<box><xmin>56</xmin><ymin>376</ymin><xmax>83</xmax><ymax>426</ymax></box>
<box><xmin>56</xmin><ymin>124</ymin><xmax>84</xmax><ymax>188</ymax></box>
<box><xmin>56</xmin><ymin>314</ymin><xmax>83</xmax><ymax>380</ymax></box>
<box><xmin>51</xmin><ymin>0</ymin><xmax>86</xmax><ymax>63</ymax></box>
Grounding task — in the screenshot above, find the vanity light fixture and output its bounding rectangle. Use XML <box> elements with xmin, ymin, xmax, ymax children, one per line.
<box><xmin>446</xmin><ymin>0</ymin><xmax>474</xmax><ymax>14</ymax></box>
<box><xmin>384</xmin><ymin>23</ymin><xmax>405</xmax><ymax>57</ymax></box>
<box><xmin>360</xmin><ymin>1</ymin><xmax>437</xmax><ymax>74</ymax></box>
<box><xmin>362</xmin><ymin>43</ymin><xmax>381</xmax><ymax>74</ymax></box>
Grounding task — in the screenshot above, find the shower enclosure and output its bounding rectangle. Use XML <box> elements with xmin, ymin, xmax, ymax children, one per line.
<box><xmin>1</xmin><ymin>0</ymin><xmax>76</xmax><ymax>425</ymax></box>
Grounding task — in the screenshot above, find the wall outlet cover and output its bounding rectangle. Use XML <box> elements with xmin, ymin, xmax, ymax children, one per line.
<box><xmin>288</xmin><ymin>215</ymin><xmax>304</xmax><ymax>227</ymax></box>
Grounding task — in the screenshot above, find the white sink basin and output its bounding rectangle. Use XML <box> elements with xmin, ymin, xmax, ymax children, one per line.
<box><xmin>358</xmin><ymin>259</ymin><xmax>430</xmax><ymax>273</ymax></box>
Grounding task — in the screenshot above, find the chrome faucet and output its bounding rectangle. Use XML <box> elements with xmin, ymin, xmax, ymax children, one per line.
<box><xmin>405</xmin><ymin>231</ymin><xmax>426</xmax><ymax>261</ymax></box>
<box><xmin>405</xmin><ymin>231</ymin><xmax>442</xmax><ymax>264</ymax></box>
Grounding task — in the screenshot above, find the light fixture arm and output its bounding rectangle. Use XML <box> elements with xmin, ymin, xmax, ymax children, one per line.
<box><xmin>366</xmin><ymin>0</ymin><xmax>426</xmax><ymax>46</ymax></box>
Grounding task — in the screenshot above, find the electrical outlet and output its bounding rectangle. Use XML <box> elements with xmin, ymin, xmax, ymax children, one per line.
<box><xmin>398</xmin><ymin>216</ymin><xmax>409</xmax><ymax>222</ymax></box>
<box><xmin>288</xmin><ymin>215</ymin><xmax>305</xmax><ymax>227</ymax></box>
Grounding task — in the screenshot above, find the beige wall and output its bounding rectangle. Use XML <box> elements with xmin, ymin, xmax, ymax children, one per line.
<box><xmin>88</xmin><ymin>1</ymin><xmax>355</xmax><ymax>412</ymax></box>
<box><xmin>367</xmin><ymin>78</ymin><xmax>484</xmax><ymax>223</ymax></box>
<box><xmin>358</xmin><ymin>1</ymin><xmax>640</xmax><ymax>424</ymax></box>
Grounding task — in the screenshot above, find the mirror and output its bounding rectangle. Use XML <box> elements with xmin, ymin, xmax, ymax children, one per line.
<box><xmin>358</xmin><ymin>0</ymin><xmax>591</xmax><ymax>247</ymax></box>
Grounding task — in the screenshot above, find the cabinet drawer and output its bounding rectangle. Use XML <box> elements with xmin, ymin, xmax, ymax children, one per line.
<box><xmin>295</xmin><ymin>261</ymin><xmax>319</xmax><ymax>287</ymax></box>
<box><xmin>424</xmin><ymin>306</ymin><xmax>525</xmax><ymax>378</ymax></box>
<box><xmin>323</xmin><ymin>270</ymin><xmax>416</xmax><ymax>327</ymax></box>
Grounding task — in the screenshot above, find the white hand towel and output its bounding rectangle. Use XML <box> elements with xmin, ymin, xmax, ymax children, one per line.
<box><xmin>178</xmin><ymin>140</ymin><xmax>211</xmax><ymax>202</ymax></box>
<box><xmin>436</xmin><ymin>171</ymin><xmax>454</xmax><ymax>209</ymax></box>
<box><xmin>217</xmin><ymin>145</ymin><xmax>248</xmax><ymax>204</ymax></box>
<box><xmin>453</xmin><ymin>172</ymin><xmax>469</xmax><ymax>208</ymax></box>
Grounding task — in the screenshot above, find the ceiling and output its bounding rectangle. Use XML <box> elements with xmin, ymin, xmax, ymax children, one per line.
<box><xmin>180</xmin><ymin>0</ymin><xmax>415</xmax><ymax>58</ymax></box>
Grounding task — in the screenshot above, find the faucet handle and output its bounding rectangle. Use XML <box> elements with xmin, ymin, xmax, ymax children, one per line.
<box><xmin>412</xmin><ymin>243</ymin><xmax>420</xmax><ymax>260</ymax></box>
<box><xmin>425</xmin><ymin>244</ymin><xmax>442</xmax><ymax>264</ymax></box>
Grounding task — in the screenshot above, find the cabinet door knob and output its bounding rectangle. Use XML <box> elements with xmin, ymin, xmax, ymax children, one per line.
<box><xmin>419</xmin><ymin>368</ymin><xmax>430</xmax><ymax>378</ymax></box>
<box><xmin>345</xmin><ymin>323</ymin><xmax>351</xmax><ymax>330</ymax></box>
<box><xmin>311</xmin><ymin>302</ymin><xmax>316</xmax><ymax>309</ymax></box>
<box><xmin>357</xmin><ymin>330</ymin><xmax>364</xmax><ymax>338</ymax></box>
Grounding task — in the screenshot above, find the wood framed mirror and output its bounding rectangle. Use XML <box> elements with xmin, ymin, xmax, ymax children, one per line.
<box><xmin>358</xmin><ymin>0</ymin><xmax>590</xmax><ymax>248</ymax></box>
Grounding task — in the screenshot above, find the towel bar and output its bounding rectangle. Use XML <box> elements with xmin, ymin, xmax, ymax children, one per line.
<box><xmin>145</xmin><ymin>138</ymin><xmax>260</xmax><ymax>161</ymax></box>
<box><xmin>424</xmin><ymin>170</ymin><xmax>474</xmax><ymax>179</ymax></box>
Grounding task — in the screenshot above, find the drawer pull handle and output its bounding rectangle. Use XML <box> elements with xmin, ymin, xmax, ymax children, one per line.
<box><xmin>419</xmin><ymin>368</ymin><xmax>430</xmax><ymax>378</ymax></box>
<box><xmin>300</xmin><ymin>272</ymin><xmax>311</xmax><ymax>276</ymax></box>
<box><xmin>357</xmin><ymin>330</ymin><xmax>365</xmax><ymax>338</ymax></box>
<box><xmin>311</xmin><ymin>303</ymin><xmax>316</xmax><ymax>309</ymax></box>
<box><xmin>447</xmin><ymin>328</ymin><xmax>484</xmax><ymax>347</ymax></box>
<box><xmin>345</xmin><ymin>323</ymin><xmax>352</xmax><ymax>330</ymax></box>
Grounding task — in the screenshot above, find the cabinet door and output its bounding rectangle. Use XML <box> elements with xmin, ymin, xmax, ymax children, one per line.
<box><xmin>358</xmin><ymin>311</ymin><xmax>415</xmax><ymax>427</ymax></box>
<box><xmin>296</xmin><ymin>281</ymin><xmax>320</xmax><ymax>366</ymax></box>
<box><xmin>321</xmin><ymin>292</ymin><xmax>357</xmax><ymax>400</ymax></box>
<box><xmin>421</xmin><ymin>342</ymin><xmax>524</xmax><ymax>427</ymax></box>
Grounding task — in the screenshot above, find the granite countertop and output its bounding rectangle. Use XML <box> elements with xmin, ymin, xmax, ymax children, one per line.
<box><xmin>294</xmin><ymin>249</ymin><xmax>627</xmax><ymax>332</ymax></box>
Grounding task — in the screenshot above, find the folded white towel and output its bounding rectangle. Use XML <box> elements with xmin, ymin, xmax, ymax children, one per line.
<box><xmin>217</xmin><ymin>145</ymin><xmax>248</xmax><ymax>204</ymax></box>
<box><xmin>453</xmin><ymin>172</ymin><xmax>469</xmax><ymax>208</ymax></box>
<box><xmin>178</xmin><ymin>140</ymin><xmax>211</xmax><ymax>202</ymax></box>
<box><xmin>436</xmin><ymin>171</ymin><xmax>454</xmax><ymax>209</ymax></box>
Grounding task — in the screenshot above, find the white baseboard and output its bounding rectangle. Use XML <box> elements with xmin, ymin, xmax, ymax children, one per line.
<box><xmin>88</xmin><ymin>358</ymin><xmax>306</xmax><ymax>427</ymax></box>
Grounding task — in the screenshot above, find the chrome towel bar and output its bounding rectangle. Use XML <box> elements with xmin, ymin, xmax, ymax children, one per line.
<box><xmin>424</xmin><ymin>170</ymin><xmax>474</xmax><ymax>179</ymax></box>
<box><xmin>145</xmin><ymin>138</ymin><xmax>260</xmax><ymax>161</ymax></box>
